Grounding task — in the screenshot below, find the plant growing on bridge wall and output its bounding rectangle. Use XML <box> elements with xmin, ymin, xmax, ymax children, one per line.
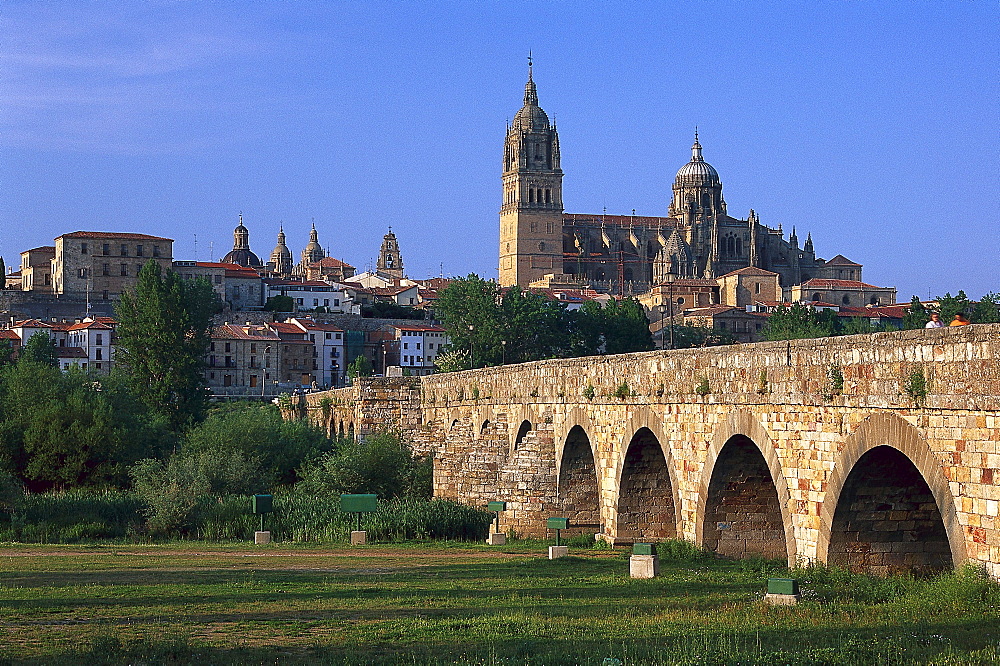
<box><xmin>583</xmin><ymin>384</ymin><xmax>595</xmax><ymax>401</ymax></box>
<box><xmin>904</xmin><ymin>368</ymin><xmax>929</xmax><ymax>405</ymax></box>
<box><xmin>613</xmin><ymin>381</ymin><xmax>630</xmax><ymax>401</ymax></box>
<box><xmin>655</xmin><ymin>382</ymin><xmax>665</xmax><ymax>398</ymax></box>
<box><xmin>824</xmin><ymin>364</ymin><xmax>845</xmax><ymax>401</ymax></box>
<box><xmin>456</xmin><ymin>387</ymin><xmax>465</xmax><ymax>401</ymax></box>
<box><xmin>756</xmin><ymin>370</ymin><xmax>769</xmax><ymax>395</ymax></box>
<box><xmin>470</xmin><ymin>385</ymin><xmax>480</xmax><ymax>401</ymax></box>
<box><xmin>695</xmin><ymin>376</ymin><xmax>711</xmax><ymax>396</ymax></box>
<box><xmin>529</xmin><ymin>387</ymin><xmax>539</xmax><ymax>398</ymax></box>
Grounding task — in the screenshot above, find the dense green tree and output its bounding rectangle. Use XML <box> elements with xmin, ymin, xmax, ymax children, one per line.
<box><xmin>838</xmin><ymin>316</ymin><xmax>899</xmax><ymax>335</ymax></box>
<box><xmin>972</xmin><ymin>292</ymin><xmax>1000</xmax><ymax>323</ymax></box>
<box><xmin>760</xmin><ymin>303</ymin><xmax>838</xmax><ymax>341</ymax></box>
<box><xmin>936</xmin><ymin>291</ymin><xmax>972</xmax><ymax>325</ymax></box>
<box><xmin>669</xmin><ymin>324</ymin><xmax>736</xmax><ymax>349</ymax></box>
<box><xmin>600</xmin><ymin>297</ymin><xmax>654</xmax><ymax>355</ymax></box>
<box><xmin>264</xmin><ymin>295</ymin><xmax>295</xmax><ymax>312</ymax></box>
<box><xmin>296</xmin><ymin>430</ymin><xmax>431</xmax><ymax>500</ymax></box>
<box><xmin>902</xmin><ymin>296</ymin><xmax>931</xmax><ymax>329</ymax></box>
<box><xmin>0</xmin><ymin>362</ymin><xmax>171</xmax><ymax>491</ymax></box>
<box><xmin>180</xmin><ymin>402</ymin><xmax>331</xmax><ymax>492</ymax></box>
<box><xmin>436</xmin><ymin>275</ymin><xmax>504</xmax><ymax>368</ymax></box>
<box><xmin>497</xmin><ymin>286</ymin><xmax>567</xmax><ymax>364</ymax></box>
<box><xmin>20</xmin><ymin>332</ymin><xmax>57</xmax><ymax>366</ymax></box>
<box><xmin>347</xmin><ymin>354</ymin><xmax>374</xmax><ymax>379</ymax></box>
<box><xmin>114</xmin><ymin>261</ymin><xmax>220</xmax><ymax>432</ymax></box>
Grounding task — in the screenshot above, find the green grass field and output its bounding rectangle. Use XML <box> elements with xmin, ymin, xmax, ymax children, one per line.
<box><xmin>1</xmin><ymin>540</ymin><xmax>998</xmax><ymax>665</ymax></box>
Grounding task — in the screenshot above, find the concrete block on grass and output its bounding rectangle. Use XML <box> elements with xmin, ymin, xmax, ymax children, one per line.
<box><xmin>629</xmin><ymin>554</ymin><xmax>659</xmax><ymax>578</ymax></box>
<box><xmin>549</xmin><ymin>545</ymin><xmax>569</xmax><ymax>559</ymax></box>
<box><xmin>351</xmin><ymin>530</ymin><xmax>367</xmax><ymax>546</ymax></box>
<box><xmin>487</xmin><ymin>532</ymin><xmax>506</xmax><ymax>545</ymax></box>
<box><xmin>254</xmin><ymin>531</ymin><xmax>271</xmax><ymax>545</ymax></box>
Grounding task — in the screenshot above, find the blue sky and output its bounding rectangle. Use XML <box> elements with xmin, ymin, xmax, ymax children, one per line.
<box><xmin>2</xmin><ymin>1</ymin><xmax>997</xmax><ymax>300</ymax></box>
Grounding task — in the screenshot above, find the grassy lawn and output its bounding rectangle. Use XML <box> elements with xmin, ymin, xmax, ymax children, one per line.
<box><xmin>0</xmin><ymin>540</ymin><xmax>998</xmax><ymax>665</ymax></box>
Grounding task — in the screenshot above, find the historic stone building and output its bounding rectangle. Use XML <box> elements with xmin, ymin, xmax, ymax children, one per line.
<box><xmin>499</xmin><ymin>66</ymin><xmax>863</xmax><ymax>294</ymax></box>
<box><xmin>377</xmin><ymin>228</ymin><xmax>404</xmax><ymax>279</ymax></box>
<box><xmin>222</xmin><ymin>216</ymin><xmax>263</xmax><ymax>268</ymax></box>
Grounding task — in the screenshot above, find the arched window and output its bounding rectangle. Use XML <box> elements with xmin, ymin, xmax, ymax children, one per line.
<box><xmin>545</xmin><ymin>189</ymin><xmax>551</xmax><ymax>204</ymax></box>
<box><xmin>529</xmin><ymin>189</ymin><xmax>535</xmax><ymax>203</ymax></box>
<box><xmin>842</xmin><ymin>294</ymin><xmax>851</xmax><ymax>305</ymax></box>
<box><xmin>812</xmin><ymin>293</ymin><xmax>822</xmax><ymax>302</ymax></box>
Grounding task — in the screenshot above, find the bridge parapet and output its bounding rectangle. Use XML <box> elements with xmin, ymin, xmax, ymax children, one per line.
<box><xmin>301</xmin><ymin>325</ymin><xmax>1000</xmax><ymax>577</ymax></box>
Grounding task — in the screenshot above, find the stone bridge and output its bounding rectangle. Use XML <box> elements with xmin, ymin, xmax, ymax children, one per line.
<box><xmin>303</xmin><ymin>325</ymin><xmax>1000</xmax><ymax>577</ymax></box>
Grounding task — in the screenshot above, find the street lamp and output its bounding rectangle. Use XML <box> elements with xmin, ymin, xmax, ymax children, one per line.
<box><xmin>468</xmin><ymin>324</ymin><xmax>475</xmax><ymax>370</ymax></box>
<box><xmin>501</xmin><ymin>339</ymin><xmax>506</xmax><ymax>365</ymax></box>
<box><xmin>664</xmin><ymin>274</ymin><xmax>676</xmax><ymax>350</ymax></box>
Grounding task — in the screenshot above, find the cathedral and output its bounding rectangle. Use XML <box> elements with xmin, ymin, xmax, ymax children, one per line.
<box><xmin>498</xmin><ymin>65</ymin><xmax>863</xmax><ymax>293</ymax></box>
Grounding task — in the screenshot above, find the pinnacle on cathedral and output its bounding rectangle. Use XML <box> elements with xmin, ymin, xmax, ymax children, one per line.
<box><xmin>222</xmin><ymin>214</ymin><xmax>262</xmax><ymax>267</ymax></box>
<box><xmin>269</xmin><ymin>225</ymin><xmax>293</xmax><ymax>277</ymax></box>
<box><xmin>300</xmin><ymin>222</ymin><xmax>325</xmax><ymax>267</ymax></box>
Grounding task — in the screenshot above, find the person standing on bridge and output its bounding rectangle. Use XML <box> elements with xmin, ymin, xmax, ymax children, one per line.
<box><xmin>925</xmin><ymin>312</ymin><xmax>944</xmax><ymax>328</ymax></box>
<box><xmin>950</xmin><ymin>313</ymin><xmax>971</xmax><ymax>326</ymax></box>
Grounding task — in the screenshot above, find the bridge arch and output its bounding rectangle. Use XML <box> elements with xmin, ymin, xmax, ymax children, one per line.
<box><xmin>818</xmin><ymin>412</ymin><xmax>965</xmax><ymax>573</ymax></box>
<box><xmin>696</xmin><ymin>410</ymin><xmax>796</xmax><ymax>564</ymax></box>
<box><xmin>556</xmin><ymin>425</ymin><xmax>601</xmax><ymax>529</ymax></box>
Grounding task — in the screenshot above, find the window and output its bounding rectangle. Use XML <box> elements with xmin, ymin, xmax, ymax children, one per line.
<box><xmin>78</xmin><ymin>268</ymin><xmax>88</xmax><ymax>279</ymax></box>
<box><xmin>95</xmin><ymin>349</ymin><xmax>102</xmax><ymax>360</ymax></box>
<box><xmin>153</xmin><ymin>245</ymin><xmax>160</xmax><ymax>257</ymax></box>
<box><xmin>250</xmin><ymin>344</ymin><xmax>256</xmax><ymax>353</ymax></box>
<box><xmin>335</xmin><ymin>333</ymin><xmax>341</xmax><ymax>340</ymax></box>
<box><xmin>233</xmin><ymin>285</ymin><xmax>240</xmax><ymax>298</ymax></box>
<box><xmin>102</xmin><ymin>243</ymin><xmax>110</xmax><ymax>255</ymax></box>
<box><xmin>334</xmin><ymin>299</ymin><xmax>340</xmax><ymax>306</ymax></box>
<box><xmin>224</xmin><ymin>375</ymin><xmax>232</xmax><ymax>387</ymax></box>
<box><xmin>325</xmin><ymin>333</ymin><xmax>331</xmax><ymax>340</ymax></box>
<box><xmin>755</xmin><ymin>282</ymin><xmax>761</xmax><ymax>294</ymax></box>
<box><xmin>136</xmin><ymin>245</ymin><xmax>144</xmax><ymax>257</ymax></box>
<box><xmin>403</xmin><ymin>343</ymin><xmax>408</xmax><ymax>349</ymax></box>
<box><xmin>224</xmin><ymin>342</ymin><xmax>231</xmax><ymax>352</ymax></box>
<box><xmin>96</xmin><ymin>363</ymin><xmax>102</xmax><ymax>370</ymax></box>
<box><xmin>120</xmin><ymin>264</ymin><xmax>128</xmax><ymax>276</ymax></box>
<box><xmin>296</xmin><ymin>298</ymin><xmax>303</xmax><ymax>305</ymax></box>
<box><xmin>136</xmin><ymin>264</ymin><xmax>142</xmax><ymax>276</ymax></box>
<box><xmin>250</xmin><ymin>356</ymin><xmax>257</xmax><ymax>368</ymax></box>
<box><xmin>103</xmin><ymin>264</ymin><xmax>110</xmax><ymax>276</ymax></box>
<box><xmin>324</xmin><ymin>299</ymin><xmax>329</xmax><ymax>307</ymax></box>
<box><xmin>120</xmin><ymin>244</ymin><xmax>128</xmax><ymax>256</ymax></box>
<box><xmin>102</xmin><ymin>290</ymin><xmax>109</xmax><ymax>300</ymax></box>
<box><xmin>249</xmin><ymin>375</ymin><xmax>258</xmax><ymax>388</ymax></box>
<box><xmin>210</xmin><ymin>342</ymin><xmax>216</xmax><ymax>351</ymax></box>
<box><xmin>313</xmin><ymin>299</ymin><xmax>319</xmax><ymax>306</ymax></box>
<box><xmin>842</xmin><ymin>295</ymin><xmax>850</xmax><ymax>305</ymax></box>
<box><xmin>214</xmin><ymin>275</ymin><xmax>222</xmax><ymax>284</ymax></box>
<box><xmin>97</xmin><ymin>334</ymin><xmax>103</xmax><ymax>345</ymax></box>
<box><xmin>81</xmin><ymin>243</ymin><xmax>88</xmax><ymax>255</ymax></box>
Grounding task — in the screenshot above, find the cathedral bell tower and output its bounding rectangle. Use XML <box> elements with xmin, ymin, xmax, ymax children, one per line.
<box><xmin>499</xmin><ymin>59</ymin><xmax>564</xmax><ymax>288</ymax></box>
<box><xmin>378</xmin><ymin>228</ymin><xmax>404</xmax><ymax>279</ymax></box>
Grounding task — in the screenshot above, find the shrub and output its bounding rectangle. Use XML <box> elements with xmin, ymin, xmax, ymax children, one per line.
<box><xmin>296</xmin><ymin>430</ymin><xmax>431</xmax><ymax>500</ymax></box>
<box><xmin>904</xmin><ymin>368</ymin><xmax>928</xmax><ymax>404</ymax></box>
<box><xmin>583</xmin><ymin>384</ymin><xmax>595</xmax><ymax>401</ymax></box>
<box><xmin>0</xmin><ymin>489</ymin><xmax>144</xmax><ymax>542</ymax></box>
<box><xmin>613</xmin><ymin>381</ymin><xmax>630</xmax><ymax>400</ymax></box>
<box><xmin>695</xmin><ymin>376</ymin><xmax>710</xmax><ymax>396</ymax></box>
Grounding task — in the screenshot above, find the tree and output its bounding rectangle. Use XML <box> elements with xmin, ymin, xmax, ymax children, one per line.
<box><xmin>180</xmin><ymin>402</ymin><xmax>331</xmax><ymax>492</ymax></box>
<box><xmin>760</xmin><ymin>303</ymin><xmax>838</xmax><ymax>341</ymax></box>
<box><xmin>936</xmin><ymin>291</ymin><xmax>971</xmax><ymax>325</ymax></box>
<box><xmin>362</xmin><ymin>302</ymin><xmax>426</xmax><ymax>320</ymax></box>
<box><xmin>114</xmin><ymin>261</ymin><xmax>220</xmax><ymax>432</ymax></box>
<box><xmin>0</xmin><ymin>362</ymin><xmax>171</xmax><ymax>490</ymax></box>
<box><xmin>972</xmin><ymin>292</ymin><xmax>1000</xmax><ymax>324</ymax></box>
<box><xmin>347</xmin><ymin>354</ymin><xmax>373</xmax><ymax>379</ymax></box>
<box><xmin>902</xmin><ymin>295</ymin><xmax>930</xmax><ymax>329</ymax></box>
<box><xmin>670</xmin><ymin>324</ymin><xmax>736</xmax><ymax>348</ymax></box>
<box><xmin>264</xmin><ymin>295</ymin><xmax>295</xmax><ymax>312</ymax></box>
<box><xmin>436</xmin><ymin>275</ymin><xmax>504</xmax><ymax>367</ymax></box>
<box><xmin>20</xmin><ymin>332</ymin><xmax>57</xmax><ymax>366</ymax></box>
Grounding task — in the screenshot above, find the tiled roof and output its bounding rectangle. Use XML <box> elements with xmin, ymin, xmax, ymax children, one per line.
<box><xmin>310</xmin><ymin>257</ymin><xmax>355</xmax><ymax>269</ymax></box>
<box><xmin>800</xmin><ymin>278</ymin><xmax>887</xmax><ymax>290</ymax></box>
<box><xmin>212</xmin><ymin>324</ymin><xmax>279</xmax><ymax>341</ymax></box>
<box><xmin>23</xmin><ymin>246</ymin><xmax>55</xmax><ymax>254</ymax></box>
<box><xmin>371</xmin><ymin>285</ymin><xmax>415</xmax><ymax>296</ymax></box>
<box><xmin>718</xmin><ymin>266</ymin><xmax>779</xmax><ymax>278</ymax></box>
<box><xmin>0</xmin><ymin>330</ymin><xmax>20</xmax><ymax>341</ymax></box>
<box><xmin>59</xmin><ymin>231</ymin><xmax>173</xmax><ymax>241</ymax></box>
<box><xmin>68</xmin><ymin>321</ymin><xmax>112</xmax><ymax>331</ymax></box>
<box><xmin>14</xmin><ymin>319</ymin><xmax>53</xmax><ymax>328</ymax></box>
<box><xmin>684</xmin><ymin>306</ymin><xmax>742</xmax><ymax>317</ymax></box>
<box><xmin>291</xmin><ymin>320</ymin><xmax>343</xmax><ymax>332</ymax></box>
<box><xmin>394</xmin><ymin>325</ymin><xmax>446</xmax><ymax>333</ymax></box>
<box><xmin>57</xmin><ymin>347</ymin><xmax>88</xmax><ymax>358</ymax></box>
<box><xmin>824</xmin><ymin>254</ymin><xmax>861</xmax><ymax>266</ymax></box>
<box><xmin>264</xmin><ymin>279</ymin><xmax>332</xmax><ymax>287</ymax></box>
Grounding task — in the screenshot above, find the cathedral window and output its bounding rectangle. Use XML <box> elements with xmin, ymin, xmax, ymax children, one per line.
<box><xmin>842</xmin><ymin>295</ymin><xmax>850</xmax><ymax>305</ymax></box>
<box><xmin>812</xmin><ymin>293</ymin><xmax>822</xmax><ymax>301</ymax></box>
<box><xmin>529</xmin><ymin>189</ymin><xmax>535</xmax><ymax>203</ymax></box>
<box><xmin>530</xmin><ymin>220</ymin><xmax>538</xmax><ymax>232</ymax></box>
<box><xmin>539</xmin><ymin>242</ymin><xmax>546</xmax><ymax>252</ymax></box>
<box><xmin>546</xmin><ymin>221</ymin><xmax>553</xmax><ymax>233</ymax></box>
<box><xmin>545</xmin><ymin>189</ymin><xmax>551</xmax><ymax>204</ymax></box>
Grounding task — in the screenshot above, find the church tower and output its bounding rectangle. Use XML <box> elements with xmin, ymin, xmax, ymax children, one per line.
<box><xmin>300</xmin><ymin>222</ymin><xmax>325</xmax><ymax>267</ymax></box>
<box><xmin>269</xmin><ymin>226</ymin><xmax>293</xmax><ymax>277</ymax></box>
<box><xmin>499</xmin><ymin>59</ymin><xmax>564</xmax><ymax>287</ymax></box>
<box><xmin>377</xmin><ymin>228</ymin><xmax>404</xmax><ymax>279</ymax></box>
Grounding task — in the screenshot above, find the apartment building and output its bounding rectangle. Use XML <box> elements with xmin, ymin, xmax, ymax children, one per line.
<box><xmin>207</xmin><ymin>324</ymin><xmax>280</xmax><ymax>395</ymax></box>
<box><xmin>52</xmin><ymin>232</ymin><xmax>173</xmax><ymax>300</ymax></box>
<box><xmin>288</xmin><ymin>318</ymin><xmax>346</xmax><ymax>388</ymax></box>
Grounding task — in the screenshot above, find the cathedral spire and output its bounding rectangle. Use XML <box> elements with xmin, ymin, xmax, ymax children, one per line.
<box><xmin>524</xmin><ymin>56</ymin><xmax>538</xmax><ymax>107</ymax></box>
<box><xmin>691</xmin><ymin>128</ymin><xmax>704</xmax><ymax>162</ymax></box>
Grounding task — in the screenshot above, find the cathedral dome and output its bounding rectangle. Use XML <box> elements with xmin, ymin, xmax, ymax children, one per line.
<box><xmin>222</xmin><ymin>218</ymin><xmax>262</xmax><ymax>267</ymax></box>
<box><xmin>223</xmin><ymin>248</ymin><xmax>262</xmax><ymax>267</ymax></box>
<box><xmin>512</xmin><ymin>73</ymin><xmax>550</xmax><ymax>132</ymax></box>
<box><xmin>674</xmin><ymin>133</ymin><xmax>720</xmax><ymax>186</ymax></box>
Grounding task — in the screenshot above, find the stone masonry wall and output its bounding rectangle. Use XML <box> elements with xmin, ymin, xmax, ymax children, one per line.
<box><xmin>303</xmin><ymin>325</ymin><xmax>1000</xmax><ymax>577</ymax></box>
